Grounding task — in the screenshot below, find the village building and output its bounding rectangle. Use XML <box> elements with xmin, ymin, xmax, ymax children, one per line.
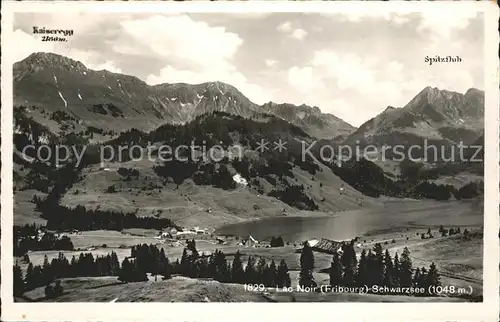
<box><xmin>296</xmin><ymin>238</ymin><xmax>344</xmax><ymax>255</ymax></box>
<box><xmin>241</xmin><ymin>235</ymin><xmax>258</xmax><ymax>247</ymax></box>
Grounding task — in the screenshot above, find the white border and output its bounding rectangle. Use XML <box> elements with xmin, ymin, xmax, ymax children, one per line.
<box><xmin>1</xmin><ymin>1</ymin><xmax>499</xmax><ymax>321</ymax></box>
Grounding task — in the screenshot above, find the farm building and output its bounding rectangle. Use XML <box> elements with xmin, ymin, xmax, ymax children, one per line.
<box><xmin>296</xmin><ymin>238</ymin><xmax>344</xmax><ymax>255</ymax></box>
<box><xmin>312</xmin><ymin>238</ymin><xmax>344</xmax><ymax>254</ymax></box>
<box><xmin>242</xmin><ymin>235</ymin><xmax>258</xmax><ymax>247</ymax></box>
<box><xmin>192</xmin><ymin>227</ymin><xmax>206</xmax><ymax>234</ymax></box>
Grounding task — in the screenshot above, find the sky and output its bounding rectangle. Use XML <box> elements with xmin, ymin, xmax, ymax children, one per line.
<box><xmin>13</xmin><ymin>10</ymin><xmax>484</xmax><ymax>127</ymax></box>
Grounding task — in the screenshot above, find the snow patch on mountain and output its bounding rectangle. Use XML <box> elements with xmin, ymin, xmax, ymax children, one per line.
<box><xmin>58</xmin><ymin>91</ymin><xmax>68</xmax><ymax>108</ymax></box>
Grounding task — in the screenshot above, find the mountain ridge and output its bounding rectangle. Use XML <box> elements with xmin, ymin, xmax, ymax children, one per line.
<box><xmin>14</xmin><ymin>52</ymin><xmax>354</xmax><ymax>140</ymax></box>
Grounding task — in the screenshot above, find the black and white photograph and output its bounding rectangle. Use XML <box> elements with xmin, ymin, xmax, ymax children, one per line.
<box><xmin>1</xmin><ymin>1</ymin><xmax>499</xmax><ymax>321</ymax></box>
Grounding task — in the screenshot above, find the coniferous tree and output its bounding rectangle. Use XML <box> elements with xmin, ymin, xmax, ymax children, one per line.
<box><xmin>245</xmin><ymin>256</ymin><xmax>257</xmax><ymax>284</ymax></box>
<box><xmin>197</xmin><ymin>256</ymin><xmax>209</xmax><ymax>278</ymax></box>
<box><xmin>223</xmin><ymin>261</ymin><xmax>232</xmax><ymax>283</ymax></box>
<box><xmin>393</xmin><ymin>253</ymin><xmax>401</xmax><ymax>287</ymax></box>
<box><xmin>161</xmin><ymin>257</ymin><xmax>171</xmax><ymax>280</ymax></box>
<box><xmin>33</xmin><ymin>265</ymin><xmax>44</xmax><ymax>288</ymax></box>
<box><xmin>14</xmin><ymin>263</ymin><xmax>25</xmax><ymax>296</ymax></box>
<box><xmin>118</xmin><ymin>258</ymin><xmax>132</xmax><ymax>282</ymax></box>
<box><xmin>341</xmin><ymin>242</ymin><xmax>357</xmax><ymax>287</ymax></box>
<box><xmin>399</xmin><ymin>247</ymin><xmax>413</xmax><ymax>287</ymax></box>
<box><xmin>412</xmin><ymin>268</ymin><xmax>422</xmax><ymax>288</ymax></box>
<box><xmin>42</xmin><ymin>255</ymin><xmax>53</xmax><ymax>285</ymax></box>
<box><xmin>329</xmin><ymin>251</ymin><xmax>343</xmax><ymax>287</ymax></box>
<box><xmin>299</xmin><ymin>241</ymin><xmax>316</xmax><ymax>287</ymax></box>
<box><xmin>356</xmin><ymin>249</ymin><xmax>368</xmax><ymax>287</ymax></box>
<box><xmin>231</xmin><ymin>251</ymin><xmax>245</xmax><ymax>283</ymax></box>
<box><xmin>365</xmin><ymin>249</ymin><xmax>376</xmax><ymax>286</ymax></box>
<box><xmin>419</xmin><ymin>267</ymin><xmax>428</xmax><ymax>292</ymax></box>
<box><xmin>382</xmin><ymin>249</ymin><xmax>395</xmax><ymax>288</ymax></box>
<box><xmin>180</xmin><ymin>248</ymin><xmax>190</xmax><ymax>276</ymax></box>
<box><xmin>372</xmin><ymin>243</ymin><xmax>384</xmax><ymax>286</ymax></box>
<box><xmin>130</xmin><ymin>259</ymin><xmax>148</xmax><ymax>282</ymax></box>
<box><xmin>53</xmin><ymin>280</ymin><xmax>64</xmax><ymax>296</ymax></box>
<box><xmin>256</xmin><ymin>257</ymin><xmax>267</xmax><ymax>284</ymax></box>
<box><xmin>25</xmin><ymin>262</ymin><xmax>35</xmax><ymax>290</ymax></box>
<box><xmin>110</xmin><ymin>251</ymin><xmax>120</xmax><ymax>276</ymax></box>
<box><xmin>264</xmin><ymin>260</ymin><xmax>278</xmax><ymax>287</ymax></box>
<box><xmin>189</xmin><ymin>259</ymin><xmax>201</xmax><ymax>278</ymax></box>
<box><xmin>426</xmin><ymin>262</ymin><xmax>441</xmax><ymax>288</ymax></box>
<box><xmin>44</xmin><ymin>283</ymin><xmax>54</xmax><ymax>299</ymax></box>
<box><xmin>276</xmin><ymin>259</ymin><xmax>291</xmax><ymax>288</ymax></box>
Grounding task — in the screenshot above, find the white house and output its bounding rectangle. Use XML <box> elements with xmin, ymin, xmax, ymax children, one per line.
<box><xmin>232</xmin><ymin>173</ymin><xmax>248</xmax><ymax>186</ymax></box>
<box><xmin>244</xmin><ymin>235</ymin><xmax>258</xmax><ymax>247</ymax></box>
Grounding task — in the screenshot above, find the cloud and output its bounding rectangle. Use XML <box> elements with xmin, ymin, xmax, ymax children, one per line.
<box><xmin>291</xmin><ymin>28</ymin><xmax>308</xmax><ymax>41</ymax></box>
<box><xmin>277</xmin><ymin>21</ymin><xmax>308</xmax><ymax>41</ymax></box>
<box><xmin>265</xmin><ymin>59</ymin><xmax>278</xmax><ymax>68</ymax></box>
<box><xmin>133</xmin><ymin>15</ymin><xmax>270</xmax><ymax>104</ymax></box>
<box><xmin>311</xmin><ymin>50</ymin><xmax>377</xmax><ymax>94</ymax></box>
<box><xmin>92</xmin><ymin>61</ymin><xmax>123</xmax><ymax>74</ymax></box>
<box><xmin>416</xmin><ymin>11</ymin><xmax>478</xmax><ymax>39</ymax></box>
<box><xmin>120</xmin><ymin>15</ymin><xmax>243</xmax><ymax>68</ymax></box>
<box><xmin>13</xmin><ymin>29</ymin><xmax>57</xmax><ymax>61</ymax></box>
<box><xmin>277</xmin><ymin>21</ymin><xmax>293</xmax><ymax>33</ymax></box>
<box><xmin>287</xmin><ymin>66</ymin><xmax>316</xmax><ymax>93</ymax></box>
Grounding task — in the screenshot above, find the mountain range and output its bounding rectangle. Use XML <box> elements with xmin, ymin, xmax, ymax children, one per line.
<box><xmin>14</xmin><ymin>52</ymin><xmax>484</xmax><ymax>154</ymax></box>
<box><xmin>12</xmin><ymin>52</ymin><xmax>485</xmax><ymax>227</ymax></box>
<box><xmin>14</xmin><ymin>52</ymin><xmax>354</xmax><ymax>140</ymax></box>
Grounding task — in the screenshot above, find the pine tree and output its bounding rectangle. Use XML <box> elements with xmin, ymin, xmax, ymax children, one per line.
<box><xmin>130</xmin><ymin>259</ymin><xmax>148</xmax><ymax>282</ymax></box>
<box><xmin>382</xmin><ymin>249</ymin><xmax>394</xmax><ymax>287</ymax></box>
<box><xmin>110</xmin><ymin>251</ymin><xmax>120</xmax><ymax>276</ymax></box>
<box><xmin>118</xmin><ymin>258</ymin><xmax>132</xmax><ymax>282</ymax></box>
<box><xmin>42</xmin><ymin>254</ymin><xmax>53</xmax><ymax>284</ymax></box>
<box><xmin>412</xmin><ymin>267</ymin><xmax>422</xmax><ymax>288</ymax></box>
<box><xmin>245</xmin><ymin>256</ymin><xmax>257</xmax><ymax>284</ymax></box>
<box><xmin>14</xmin><ymin>263</ymin><xmax>25</xmax><ymax>296</ymax></box>
<box><xmin>161</xmin><ymin>257</ymin><xmax>171</xmax><ymax>280</ymax></box>
<box><xmin>44</xmin><ymin>283</ymin><xmax>54</xmax><ymax>299</ymax></box>
<box><xmin>341</xmin><ymin>242</ymin><xmax>357</xmax><ymax>287</ymax></box>
<box><xmin>426</xmin><ymin>262</ymin><xmax>441</xmax><ymax>288</ymax></box>
<box><xmin>180</xmin><ymin>248</ymin><xmax>190</xmax><ymax>276</ymax></box>
<box><xmin>197</xmin><ymin>256</ymin><xmax>209</xmax><ymax>278</ymax></box>
<box><xmin>276</xmin><ymin>259</ymin><xmax>291</xmax><ymax>288</ymax></box>
<box><xmin>329</xmin><ymin>251</ymin><xmax>343</xmax><ymax>287</ymax></box>
<box><xmin>231</xmin><ymin>251</ymin><xmax>245</xmax><ymax>283</ymax></box>
<box><xmin>419</xmin><ymin>267</ymin><xmax>428</xmax><ymax>293</ymax></box>
<box><xmin>393</xmin><ymin>253</ymin><xmax>401</xmax><ymax>287</ymax></box>
<box><xmin>265</xmin><ymin>260</ymin><xmax>278</xmax><ymax>287</ymax></box>
<box><xmin>399</xmin><ymin>247</ymin><xmax>413</xmax><ymax>287</ymax></box>
<box><xmin>25</xmin><ymin>262</ymin><xmax>35</xmax><ymax>290</ymax></box>
<box><xmin>53</xmin><ymin>280</ymin><xmax>64</xmax><ymax>296</ymax></box>
<box><xmin>372</xmin><ymin>243</ymin><xmax>384</xmax><ymax>286</ymax></box>
<box><xmin>356</xmin><ymin>249</ymin><xmax>368</xmax><ymax>287</ymax></box>
<box><xmin>256</xmin><ymin>257</ymin><xmax>267</xmax><ymax>284</ymax></box>
<box><xmin>299</xmin><ymin>242</ymin><xmax>316</xmax><ymax>288</ymax></box>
